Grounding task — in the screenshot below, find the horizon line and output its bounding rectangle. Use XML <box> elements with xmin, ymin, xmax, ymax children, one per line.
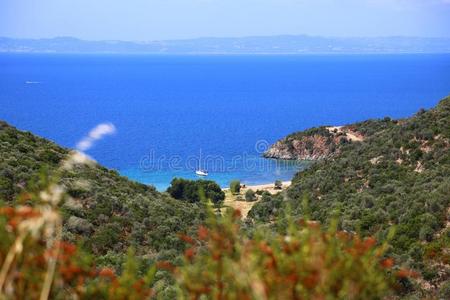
<box><xmin>2</xmin><ymin>34</ymin><xmax>450</xmax><ymax>44</ymax></box>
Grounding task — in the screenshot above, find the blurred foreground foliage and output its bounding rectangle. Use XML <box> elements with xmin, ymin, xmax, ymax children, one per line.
<box><xmin>0</xmin><ymin>191</ymin><xmax>405</xmax><ymax>299</ymax></box>
<box><xmin>0</xmin><ymin>188</ymin><xmax>155</xmax><ymax>299</ymax></box>
<box><xmin>175</xmin><ymin>207</ymin><xmax>406</xmax><ymax>300</ymax></box>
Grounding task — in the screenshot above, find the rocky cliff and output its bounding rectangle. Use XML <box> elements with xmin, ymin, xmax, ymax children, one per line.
<box><xmin>264</xmin><ymin>125</ymin><xmax>364</xmax><ymax>160</ymax></box>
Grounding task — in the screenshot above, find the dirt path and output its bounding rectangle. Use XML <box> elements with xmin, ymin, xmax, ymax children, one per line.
<box><xmin>327</xmin><ymin>126</ymin><xmax>364</xmax><ymax>142</ymax></box>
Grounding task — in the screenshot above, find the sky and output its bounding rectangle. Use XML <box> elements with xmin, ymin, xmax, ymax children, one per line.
<box><xmin>0</xmin><ymin>0</ymin><xmax>449</xmax><ymax>41</ymax></box>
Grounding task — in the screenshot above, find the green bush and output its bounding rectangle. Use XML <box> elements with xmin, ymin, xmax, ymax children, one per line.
<box><xmin>245</xmin><ymin>189</ymin><xmax>256</xmax><ymax>202</ymax></box>
<box><xmin>167</xmin><ymin>178</ymin><xmax>225</xmax><ymax>206</ymax></box>
<box><xmin>255</xmin><ymin>189</ymin><xmax>264</xmax><ymax>195</ymax></box>
<box><xmin>274</xmin><ymin>179</ymin><xmax>283</xmax><ymax>189</ymax></box>
<box><xmin>229</xmin><ymin>180</ymin><xmax>241</xmax><ymax>194</ymax></box>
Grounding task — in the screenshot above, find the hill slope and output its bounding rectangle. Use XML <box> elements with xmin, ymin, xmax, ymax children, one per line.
<box><xmin>0</xmin><ymin>121</ymin><xmax>204</xmax><ymax>268</ymax></box>
<box><xmin>250</xmin><ymin>96</ymin><xmax>450</xmax><ymax>294</ymax></box>
<box><xmin>1</xmin><ymin>35</ymin><xmax>450</xmax><ymax>54</ymax></box>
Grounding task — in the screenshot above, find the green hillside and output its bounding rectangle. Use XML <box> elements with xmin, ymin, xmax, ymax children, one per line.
<box><xmin>0</xmin><ymin>121</ymin><xmax>204</xmax><ymax>269</ymax></box>
<box><xmin>250</xmin><ymin>96</ymin><xmax>450</xmax><ymax>294</ymax></box>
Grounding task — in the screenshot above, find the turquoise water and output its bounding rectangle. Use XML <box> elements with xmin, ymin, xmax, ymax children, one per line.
<box><xmin>0</xmin><ymin>54</ymin><xmax>449</xmax><ymax>190</ymax></box>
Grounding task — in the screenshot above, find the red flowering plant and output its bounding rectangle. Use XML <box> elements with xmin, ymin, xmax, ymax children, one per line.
<box><xmin>174</xmin><ymin>200</ymin><xmax>412</xmax><ymax>300</ymax></box>
<box><xmin>0</xmin><ymin>180</ymin><xmax>155</xmax><ymax>299</ymax></box>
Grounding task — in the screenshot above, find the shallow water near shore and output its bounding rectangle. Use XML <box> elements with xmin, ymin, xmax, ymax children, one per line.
<box><xmin>1</xmin><ymin>54</ymin><xmax>449</xmax><ymax>190</ymax></box>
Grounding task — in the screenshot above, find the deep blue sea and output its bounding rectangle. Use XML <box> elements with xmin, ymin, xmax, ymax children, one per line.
<box><xmin>1</xmin><ymin>54</ymin><xmax>449</xmax><ymax>190</ymax></box>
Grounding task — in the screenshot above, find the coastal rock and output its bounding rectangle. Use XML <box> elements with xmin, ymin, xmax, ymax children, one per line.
<box><xmin>264</xmin><ymin>126</ymin><xmax>363</xmax><ymax>161</ymax></box>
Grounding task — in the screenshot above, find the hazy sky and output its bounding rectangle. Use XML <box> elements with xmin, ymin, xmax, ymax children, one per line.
<box><xmin>1</xmin><ymin>0</ymin><xmax>449</xmax><ymax>40</ymax></box>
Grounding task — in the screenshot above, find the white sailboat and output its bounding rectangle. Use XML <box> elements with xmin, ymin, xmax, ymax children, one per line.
<box><xmin>195</xmin><ymin>169</ymin><xmax>208</xmax><ymax>176</ymax></box>
<box><xmin>196</xmin><ymin>151</ymin><xmax>208</xmax><ymax>176</ymax></box>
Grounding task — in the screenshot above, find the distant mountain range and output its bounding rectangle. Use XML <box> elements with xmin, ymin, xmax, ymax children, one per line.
<box><xmin>1</xmin><ymin>35</ymin><xmax>450</xmax><ymax>54</ymax></box>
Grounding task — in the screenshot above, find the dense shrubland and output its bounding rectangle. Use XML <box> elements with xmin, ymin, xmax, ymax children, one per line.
<box><xmin>0</xmin><ymin>121</ymin><xmax>205</xmax><ymax>285</ymax></box>
<box><xmin>249</xmin><ymin>96</ymin><xmax>450</xmax><ymax>296</ymax></box>
<box><xmin>0</xmin><ymin>178</ymin><xmax>406</xmax><ymax>299</ymax></box>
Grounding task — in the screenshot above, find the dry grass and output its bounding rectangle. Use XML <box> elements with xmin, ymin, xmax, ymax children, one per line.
<box><xmin>222</xmin><ymin>181</ymin><xmax>291</xmax><ymax>218</ymax></box>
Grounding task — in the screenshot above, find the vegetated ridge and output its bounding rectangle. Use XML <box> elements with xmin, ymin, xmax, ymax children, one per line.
<box><xmin>252</xmin><ymin>96</ymin><xmax>450</xmax><ymax>297</ymax></box>
<box><xmin>0</xmin><ymin>120</ymin><xmax>204</xmax><ymax>276</ymax></box>
<box><xmin>1</xmin><ymin>35</ymin><xmax>450</xmax><ymax>54</ymax></box>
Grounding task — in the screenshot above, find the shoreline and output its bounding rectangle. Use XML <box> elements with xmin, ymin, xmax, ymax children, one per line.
<box><xmin>223</xmin><ymin>180</ymin><xmax>291</xmax><ymax>194</ymax></box>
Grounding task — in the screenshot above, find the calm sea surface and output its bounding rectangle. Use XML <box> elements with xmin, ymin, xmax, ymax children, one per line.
<box><xmin>1</xmin><ymin>54</ymin><xmax>449</xmax><ymax>190</ymax></box>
